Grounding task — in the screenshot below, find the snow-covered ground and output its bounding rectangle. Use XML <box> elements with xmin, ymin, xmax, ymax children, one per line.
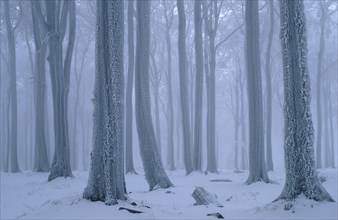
<box><xmin>1</xmin><ymin>168</ymin><xmax>337</xmax><ymax>219</ymax></box>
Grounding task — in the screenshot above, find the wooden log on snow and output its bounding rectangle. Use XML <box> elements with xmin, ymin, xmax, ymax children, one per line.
<box><xmin>192</xmin><ymin>187</ymin><xmax>223</xmax><ymax>207</ymax></box>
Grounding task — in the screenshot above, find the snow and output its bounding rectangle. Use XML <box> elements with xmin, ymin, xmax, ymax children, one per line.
<box><xmin>1</xmin><ymin>168</ymin><xmax>337</xmax><ymax>219</ymax></box>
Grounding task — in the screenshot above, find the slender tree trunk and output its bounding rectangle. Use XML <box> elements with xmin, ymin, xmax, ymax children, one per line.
<box><xmin>234</xmin><ymin>77</ymin><xmax>240</xmax><ymax>170</ymax></box>
<box><xmin>4</xmin><ymin>0</ymin><xmax>20</xmax><ymax>173</ymax></box>
<box><xmin>163</xmin><ymin>1</ymin><xmax>175</xmax><ymax>171</ymax></box>
<box><xmin>328</xmin><ymin>79</ymin><xmax>335</xmax><ymax>168</ymax></box>
<box><xmin>239</xmin><ymin>64</ymin><xmax>248</xmax><ymax>170</ymax></box>
<box><xmin>125</xmin><ymin>0</ymin><xmax>137</xmax><ymax>174</ymax></box>
<box><xmin>177</xmin><ymin>0</ymin><xmax>193</xmax><ymax>175</ymax></box>
<box><xmin>323</xmin><ymin>82</ymin><xmax>330</xmax><ymax>168</ymax></box>
<box><xmin>193</xmin><ymin>0</ymin><xmax>203</xmax><ymax>171</ymax></box>
<box><xmin>5</xmin><ymin>93</ymin><xmax>10</xmax><ymax>172</ymax></box>
<box><xmin>31</xmin><ymin>1</ymin><xmax>50</xmax><ymax>172</ymax></box>
<box><xmin>150</xmin><ymin>51</ymin><xmax>162</xmax><ymax>161</ymax></box>
<box><xmin>135</xmin><ymin>0</ymin><xmax>173</xmax><ymax>190</ymax></box>
<box><xmin>276</xmin><ymin>0</ymin><xmax>334</xmax><ymax>202</ymax></box>
<box><xmin>265</xmin><ymin>0</ymin><xmax>274</xmax><ymax>172</ymax></box>
<box><xmin>245</xmin><ymin>0</ymin><xmax>269</xmax><ymax>184</ymax></box>
<box><xmin>316</xmin><ymin>2</ymin><xmax>327</xmax><ymax>169</ymax></box>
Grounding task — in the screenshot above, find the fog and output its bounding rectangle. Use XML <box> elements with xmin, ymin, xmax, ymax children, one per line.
<box><xmin>0</xmin><ymin>0</ymin><xmax>337</xmax><ymax>175</ymax></box>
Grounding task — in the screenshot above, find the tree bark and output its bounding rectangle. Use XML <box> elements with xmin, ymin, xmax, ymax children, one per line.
<box><xmin>4</xmin><ymin>0</ymin><xmax>20</xmax><ymax>173</ymax></box>
<box><xmin>265</xmin><ymin>0</ymin><xmax>274</xmax><ymax>172</ymax></box>
<box><xmin>33</xmin><ymin>0</ymin><xmax>76</xmax><ymax>180</ymax></box>
<box><xmin>125</xmin><ymin>0</ymin><xmax>137</xmax><ymax>174</ymax></box>
<box><xmin>245</xmin><ymin>0</ymin><xmax>269</xmax><ymax>184</ymax></box>
<box><xmin>276</xmin><ymin>0</ymin><xmax>334</xmax><ymax>202</ymax></box>
<box><xmin>177</xmin><ymin>0</ymin><xmax>193</xmax><ymax>175</ymax></box>
<box><xmin>83</xmin><ymin>0</ymin><xmax>126</xmax><ymax>205</ymax></box>
<box><xmin>135</xmin><ymin>0</ymin><xmax>173</xmax><ymax>190</ymax></box>
<box><xmin>31</xmin><ymin>1</ymin><xmax>50</xmax><ymax>172</ymax></box>
<box><xmin>163</xmin><ymin>0</ymin><xmax>175</xmax><ymax>171</ymax></box>
<box><xmin>315</xmin><ymin>2</ymin><xmax>327</xmax><ymax>169</ymax></box>
<box><xmin>193</xmin><ymin>0</ymin><xmax>203</xmax><ymax>171</ymax></box>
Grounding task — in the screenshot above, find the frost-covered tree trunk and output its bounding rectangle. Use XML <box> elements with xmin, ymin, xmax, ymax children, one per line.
<box><xmin>31</xmin><ymin>1</ymin><xmax>50</xmax><ymax>172</ymax></box>
<box><xmin>34</xmin><ymin>0</ymin><xmax>75</xmax><ymax>180</ymax></box>
<box><xmin>275</xmin><ymin>0</ymin><xmax>334</xmax><ymax>202</ymax></box>
<box><xmin>135</xmin><ymin>0</ymin><xmax>173</xmax><ymax>190</ymax></box>
<box><xmin>245</xmin><ymin>0</ymin><xmax>269</xmax><ymax>184</ymax></box>
<box><xmin>163</xmin><ymin>0</ymin><xmax>175</xmax><ymax>171</ymax></box>
<box><xmin>265</xmin><ymin>0</ymin><xmax>274</xmax><ymax>172</ymax></box>
<box><xmin>193</xmin><ymin>0</ymin><xmax>203</xmax><ymax>171</ymax></box>
<box><xmin>83</xmin><ymin>0</ymin><xmax>126</xmax><ymax>205</ymax></box>
<box><xmin>4</xmin><ymin>0</ymin><xmax>20</xmax><ymax>173</ymax></box>
<box><xmin>177</xmin><ymin>0</ymin><xmax>193</xmax><ymax>175</ymax></box>
<box><xmin>125</xmin><ymin>0</ymin><xmax>137</xmax><ymax>174</ymax></box>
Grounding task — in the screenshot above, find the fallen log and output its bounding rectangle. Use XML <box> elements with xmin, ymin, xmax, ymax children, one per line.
<box><xmin>192</xmin><ymin>187</ymin><xmax>223</xmax><ymax>207</ymax></box>
<box><xmin>207</xmin><ymin>213</ymin><xmax>224</xmax><ymax>219</ymax></box>
<box><xmin>118</xmin><ymin>207</ymin><xmax>144</xmax><ymax>214</ymax></box>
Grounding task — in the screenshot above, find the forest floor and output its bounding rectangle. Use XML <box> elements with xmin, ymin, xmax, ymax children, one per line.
<box><xmin>1</xmin><ymin>168</ymin><xmax>337</xmax><ymax>219</ymax></box>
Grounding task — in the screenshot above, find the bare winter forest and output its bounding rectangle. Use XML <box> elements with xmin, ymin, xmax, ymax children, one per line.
<box><xmin>0</xmin><ymin>0</ymin><xmax>337</xmax><ymax>219</ymax></box>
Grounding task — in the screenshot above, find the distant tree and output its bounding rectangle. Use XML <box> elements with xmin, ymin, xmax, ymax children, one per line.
<box><xmin>163</xmin><ymin>0</ymin><xmax>175</xmax><ymax>171</ymax></box>
<box><xmin>4</xmin><ymin>0</ymin><xmax>22</xmax><ymax>173</ymax></box>
<box><xmin>245</xmin><ymin>0</ymin><xmax>269</xmax><ymax>184</ymax></box>
<box><xmin>275</xmin><ymin>0</ymin><xmax>334</xmax><ymax>202</ymax></box>
<box><xmin>31</xmin><ymin>1</ymin><xmax>49</xmax><ymax>172</ymax></box>
<box><xmin>135</xmin><ymin>0</ymin><xmax>173</xmax><ymax>190</ymax></box>
<box><xmin>125</xmin><ymin>0</ymin><xmax>137</xmax><ymax>174</ymax></box>
<box><xmin>177</xmin><ymin>0</ymin><xmax>194</xmax><ymax>175</ymax></box>
<box><xmin>193</xmin><ymin>0</ymin><xmax>203</xmax><ymax>171</ymax></box>
<box><xmin>265</xmin><ymin>0</ymin><xmax>275</xmax><ymax>172</ymax></box>
<box><xmin>83</xmin><ymin>0</ymin><xmax>126</xmax><ymax>205</ymax></box>
<box><xmin>33</xmin><ymin>0</ymin><xmax>76</xmax><ymax>181</ymax></box>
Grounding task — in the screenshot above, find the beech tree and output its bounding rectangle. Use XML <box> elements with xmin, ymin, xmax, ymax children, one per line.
<box><xmin>4</xmin><ymin>0</ymin><xmax>22</xmax><ymax>173</ymax></box>
<box><xmin>31</xmin><ymin>1</ymin><xmax>50</xmax><ymax>172</ymax></box>
<box><xmin>177</xmin><ymin>0</ymin><xmax>194</xmax><ymax>175</ymax></box>
<box><xmin>245</xmin><ymin>0</ymin><xmax>269</xmax><ymax>184</ymax></box>
<box><xmin>125</xmin><ymin>0</ymin><xmax>137</xmax><ymax>174</ymax></box>
<box><xmin>83</xmin><ymin>0</ymin><xmax>126</xmax><ymax>205</ymax></box>
<box><xmin>193</xmin><ymin>0</ymin><xmax>203</xmax><ymax>171</ymax></box>
<box><xmin>33</xmin><ymin>0</ymin><xmax>76</xmax><ymax>180</ymax></box>
<box><xmin>135</xmin><ymin>0</ymin><xmax>173</xmax><ymax>190</ymax></box>
<box><xmin>276</xmin><ymin>0</ymin><xmax>334</xmax><ymax>202</ymax></box>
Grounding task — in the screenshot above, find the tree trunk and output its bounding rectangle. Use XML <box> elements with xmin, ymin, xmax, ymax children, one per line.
<box><xmin>193</xmin><ymin>0</ymin><xmax>203</xmax><ymax>171</ymax></box>
<box><xmin>328</xmin><ymin>78</ymin><xmax>335</xmax><ymax>168</ymax></box>
<box><xmin>265</xmin><ymin>0</ymin><xmax>274</xmax><ymax>172</ymax></box>
<box><xmin>4</xmin><ymin>0</ymin><xmax>20</xmax><ymax>173</ymax></box>
<box><xmin>83</xmin><ymin>0</ymin><xmax>126</xmax><ymax>206</ymax></box>
<box><xmin>125</xmin><ymin>0</ymin><xmax>136</xmax><ymax>174</ymax></box>
<box><xmin>323</xmin><ymin>82</ymin><xmax>330</xmax><ymax>168</ymax></box>
<box><xmin>234</xmin><ymin>76</ymin><xmax>240</xmax><ymax>170</ymax></box>
<box><xmin>177</xmin><ymin>0</ymin><xmax>193</xmax><ymax>175</ymax></box>
<box><xmin>315</xmin><ymin>3</ymin><xmax>326</xmax><ymax>169</ymax></box>
<box><xmin>239</xmin><ymin>64</ymin><xmax>248</xmax><ymax>170</ymax></box>
<box><xmin>31</xmin><ymin>1</ymin><xmax>50</xmax><ymax>172</ymax></box>
<box><xmin>35</xmin><ymin>0</ymin><xmax>76</xmax><ymax>181</ymax></box>
<box><xmin>150</xmin><ymin>50</ymin><xmax>162</xmax><ymax>162</ymax></box>
<box><xmin>276</xmin><ymin>0</ymin><xmax>334</xmax><ymax>202</ymax></box>
<box><xmin>163</xmin><ymin>1</ymin><xmax>175</xmax><ymax>171</ymax></box>
<box><xmin>245</xmin><ymin>0</ymin><xmax>269</xmax><ymax>184</ymax></box>
<box><xmin>135</xmin><ymin>0</ymin><xmax>173</xmax><ymax>190</ymax></box>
